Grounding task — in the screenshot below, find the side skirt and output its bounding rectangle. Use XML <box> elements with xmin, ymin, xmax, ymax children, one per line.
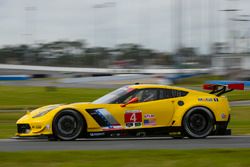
<box><xmin>86</xmin><ymin>126</ymin><xmax>183</xmax><ymax>138</ymax></box>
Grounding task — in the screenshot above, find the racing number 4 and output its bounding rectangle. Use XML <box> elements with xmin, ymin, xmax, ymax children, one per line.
<box><xmin>125</xmin><ymin>111</ymin><xmax>142</xmax><ymax>123</ymax></box>
<box><xmin>130</xmin><ymin>113</ymin><xmax>137</xmax><ymax>122</ymax></box>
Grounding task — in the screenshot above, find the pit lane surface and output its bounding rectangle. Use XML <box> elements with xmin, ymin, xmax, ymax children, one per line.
<box><xmin>0</xmin><ymin>136</ymin><xmax>250</xmax><ymax>151</ymax></box>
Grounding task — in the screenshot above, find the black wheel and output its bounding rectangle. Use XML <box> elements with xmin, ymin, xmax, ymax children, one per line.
<box><xmin>183</xmin><ymin>107</ymin><xmax>214</xmax><ymax>139</ymax></box>
<box><xmin>52</xmin><ymin>110</ymin><xmax>84</xmax><ymax>141</ymax></box>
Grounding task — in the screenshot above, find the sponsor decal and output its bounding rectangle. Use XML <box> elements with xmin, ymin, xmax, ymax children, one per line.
<box><xmin>144</xmin><ymin>114</ymin><xmax>156</xmax><ymax>126</ymax></box>
<box><xmin>126</xmin><ymin>123</ymin><xmax>134</xmax><ymax>128</ymax></box>
<box><xmin>221</xmin><ymin>113</ymin><xmax>227</xmax><ymax>119</ymax></box>
<box><xmin>144</xmin><ymin>114</ymin><xmax>155</xmax><ymax>119</ymax></box>
<box><xmin>198</xmin><ymin>98</ymin><xmax>219</xmax><ymax>102</ymax></box>
<box><xmin>144</xmin><ymin>119</ymin><xmax>156</xmax><ymax>126</ymax></box>
<box><xmin>102</xmin><ymin>125</ymin><xmax>123</xmax><ymax>131</ymax></box>
<box><xmin>90</xmin><ymin>132</ymin><xmax>105</xmax><ymax>137</ymax></box>
<box><xmin>124</xmin><ymin>110</ymin><xmax>142</xmax><ymax>128</ymax></box>
<box><xmin>135</xmin><ymin>122</ymin><xmax>142</xmax><ymax>127</ymax></box>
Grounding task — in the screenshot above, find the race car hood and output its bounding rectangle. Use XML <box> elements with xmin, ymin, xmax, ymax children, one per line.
<box><xmin>30</xmin><ymin>102</ymin><xmax>92</xmax><ymax>117</ymax></box>
<box><xmin>28</xmin><ymin>104</ymin><xmax>63</xmax><ymax>118</ymax></box>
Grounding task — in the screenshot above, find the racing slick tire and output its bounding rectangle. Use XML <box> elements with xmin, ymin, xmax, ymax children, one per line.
<box><xmin>52</xmin><ymin>109</ymin><xmax>84</xmax><ymax>141</ymax></box>
<box><xmin>183</xmin><ymin>107</ymin><xmax>214</xmax><ymax>139</ymax></box>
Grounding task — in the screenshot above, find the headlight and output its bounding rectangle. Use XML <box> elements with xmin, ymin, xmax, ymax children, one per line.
<box><xmin>32</xmin><ymin>105</ymin><xmax>61</xmax><ymax>118</ymax></box>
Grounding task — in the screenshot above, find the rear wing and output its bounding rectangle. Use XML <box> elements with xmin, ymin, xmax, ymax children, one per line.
<box><xmin>203</xmin><ymin>80</ymin><xmax>247</xmax><ymax>96</ymax></box>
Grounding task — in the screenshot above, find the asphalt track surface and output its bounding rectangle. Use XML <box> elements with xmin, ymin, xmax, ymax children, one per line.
<box><xmin>0</xmin><ymin>136</ymin><xmax>250</xmax><ymax>151</ymax></box>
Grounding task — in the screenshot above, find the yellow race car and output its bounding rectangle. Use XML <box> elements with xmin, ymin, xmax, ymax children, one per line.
<box><xmin>16</xmin><ymin>82</ymin><xmax>242</xmax><ymax>141</ymax></box>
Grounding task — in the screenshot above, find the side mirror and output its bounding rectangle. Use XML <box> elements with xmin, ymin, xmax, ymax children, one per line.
<box><xmin>120</xmin><ymin>97</ymin><xmax>138</xmax><ymax>107</ymax></box>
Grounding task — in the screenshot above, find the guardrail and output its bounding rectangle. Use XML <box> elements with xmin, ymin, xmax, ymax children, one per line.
<box><xmin>0</xmin><ymin>75</ymin><xmax>31</xmax><ymax>81</ymax></box>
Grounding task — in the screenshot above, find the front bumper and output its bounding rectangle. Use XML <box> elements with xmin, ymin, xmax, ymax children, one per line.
<box><xmin>16</xmin><ymin>122</ymin><xmax>52</xmax><ymax>137</ymax></box>
<box><xmin>15</xmin><ymin>124</ymin><xmax>56</xmax><ymax>140</ymax></box>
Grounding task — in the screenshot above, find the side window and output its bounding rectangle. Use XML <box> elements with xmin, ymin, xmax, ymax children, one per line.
<box><xmin>120</xmin><ymin>89</ymin><xmax>158</xmax><ymax>103</ymax></box>
<box><xmin>159</xmin><ymin>89</ymin><xmax>188</xmax><ymax>99</ymax></box>
<box><xmin>140</xmin><ymin>89</ymin><xmax>158</xmax><ymax>102</ymax></box>
<box><xmin>121</xmin><ymin>90</ymin><xmax>143</xmax><ymax>104</ymax></box>
<box><xmin>114</xmin><ymin>90</ymin><xmax>138</xmax><ymax>104</ymax></box>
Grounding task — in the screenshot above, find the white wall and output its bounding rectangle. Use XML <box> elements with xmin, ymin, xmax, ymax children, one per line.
<box><xmin>242</xmin><ymin>57</ymin><xmax>250</xmax><ymax>70</ymax></box>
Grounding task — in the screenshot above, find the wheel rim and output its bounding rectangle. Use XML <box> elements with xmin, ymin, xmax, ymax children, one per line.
<box><xmin>183</xmin><ymin>107</ymin><xmax>214</xmax><ymax>138</ymax></box>
<box><xmin>188</xmin><ymin>113</ymin><xmax>207</xmax><ymax>132</ymax></box>
<box><xmin>57</xmin><ymin>115</ymin><xmax>77</xmax><ymax>135</ymax></box>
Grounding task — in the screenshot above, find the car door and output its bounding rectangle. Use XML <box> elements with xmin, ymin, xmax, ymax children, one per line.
<box><xmin>123</xmin><ymin>88</ymin><xmax>175</xmax><ymax>128</ymax></box>
<box><xmin>90</xmin><ymin>88</ymin><xmax>176</xmax><ymax>131</ymax></box>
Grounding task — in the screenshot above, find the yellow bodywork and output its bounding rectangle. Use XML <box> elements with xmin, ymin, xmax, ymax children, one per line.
<box><xmin>16</xmin><ymin>84</ymin><xmax>230</xmax><ymax>137</ymax></box>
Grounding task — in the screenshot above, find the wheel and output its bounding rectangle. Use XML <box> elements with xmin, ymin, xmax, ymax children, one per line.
<box><xmin>52</xmin><ymin>109</ymin><xmax>84</xmax><ymax>141</ymax></box>
<box><xmin>183</xmin><ymin>107</ymin><xmax>214</xmax><ymax>139</ymax></box>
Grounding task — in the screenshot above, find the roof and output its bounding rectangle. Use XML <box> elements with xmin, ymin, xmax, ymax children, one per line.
<box><xmin>128</xmin><ymin>84</ymin><xmax>190</xmax><ymax>92</ymax></box>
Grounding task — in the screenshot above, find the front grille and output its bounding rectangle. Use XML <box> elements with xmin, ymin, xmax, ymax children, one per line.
<box><xmin>17</xmin><ymin>124</ymin><xmax>31</xmax><ymax>133</ymax></box>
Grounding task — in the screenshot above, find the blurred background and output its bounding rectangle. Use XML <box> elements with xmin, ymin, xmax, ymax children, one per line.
<box><xmin>1</xmin><ymin>0</ymin><xmax>250</xmax><ymax>86</ymax></box>
<box><xmin>1</xmin><ymin>1</ymin><xmax>250</xmax><ymax>164</ymax></box>
<box><xmin>1</xmin><ymin>0</ymin><xmax>250</xmax><ymax>142</ymax></box>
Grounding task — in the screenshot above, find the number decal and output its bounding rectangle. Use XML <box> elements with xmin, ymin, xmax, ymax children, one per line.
<box><xmin>124</xmin><ymin>110</ymin><xmax>142</xmax><ymax>128</ymax></box>
<box><xmin>130</xmin><ymin>113</ymin><xmax>136</xmax><ymax>122</ymax></box>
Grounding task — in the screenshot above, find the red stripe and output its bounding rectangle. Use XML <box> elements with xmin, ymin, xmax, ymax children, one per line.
<box><xmin>228</xmin><ymin>83</ymin><xmax>244</xmax><ymax>90</ymax></box>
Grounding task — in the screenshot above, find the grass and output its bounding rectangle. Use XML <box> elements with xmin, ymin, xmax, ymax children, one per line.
<box><xmin>0</xmin><ymin>149</ymin><xmax>250</xmax><ymax>167</ymax></box>
<box><xmin>0</xmin><ymin>86</ymin><xmax>112</xmax><ymax>109</ymax></box>
<box><xmin>226</xmin><ymin>90</ymin><xmax>250</xmax><ymax>101</ymax></box>
<box><xmin>229</xmin><ymin>106</ymin><xmax>250</xmax><ymax>135</ymax></box>
<box><xmin>0</xmin><ymin>106</ymin><xmax>249</xmax><ymax>139</ymax></box>
<box><xmin>0</xmin><ymin>112</ymin><xmax>25</xmax><ymax>138</ymax></box>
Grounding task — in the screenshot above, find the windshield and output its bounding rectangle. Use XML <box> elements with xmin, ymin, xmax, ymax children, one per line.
<box><xmin>92</xmin><ymin>86</ymin><xmax>134</xmax><ymax>104</ymax></box>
